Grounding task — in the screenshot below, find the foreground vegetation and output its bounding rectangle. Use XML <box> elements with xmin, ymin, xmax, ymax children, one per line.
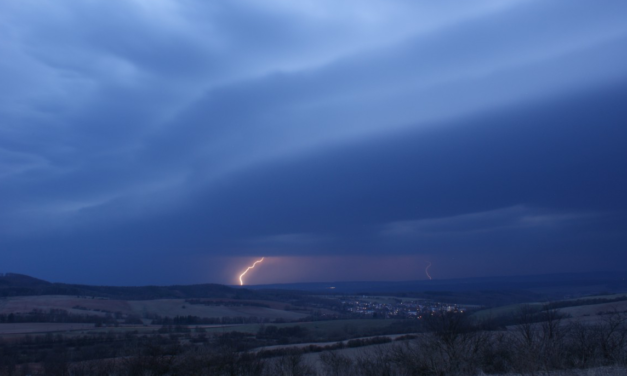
<box><xmin>0</xmin><ymin>306</ymin><xmax>624</xmax><ymax>375</ymax></box>
<box><xmin>1</xmin><ymin>274</ymin><xmax>626</xmax><ymax>375</ymax></box>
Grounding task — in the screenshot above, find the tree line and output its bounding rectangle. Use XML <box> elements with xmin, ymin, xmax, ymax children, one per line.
<box><xmin>0</xmin><ymin>306</ymin><xmax>625</xmax><ymax>375</ymax></box>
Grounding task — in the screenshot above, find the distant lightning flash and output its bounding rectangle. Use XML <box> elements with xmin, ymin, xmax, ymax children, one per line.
<box><xmin>425</xmin><ymin>262</ymin><xmax>432</xmax><ymax>280</ymax></box>
<box><xmin>239</xmin><ymin>257</ymin><xmax>264</xmax><ymax>286</ymax></box>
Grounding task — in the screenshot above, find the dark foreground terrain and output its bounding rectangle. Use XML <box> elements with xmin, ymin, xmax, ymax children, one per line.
<box><xmin>0</xmin><ymin>272</ymin><xmax>625</xmax><ymax>375</ymax></box>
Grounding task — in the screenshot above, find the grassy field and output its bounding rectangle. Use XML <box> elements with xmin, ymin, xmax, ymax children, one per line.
<box><xmin>128</xmin><ymin>299</ymin><xmax>306</xmax><ymax>320</ymax></box>
<box><xmin>560</xmin><ymin>293</ymin><xmax>627</xmax><ymax>302</ymax></box>
<box><xmin>470</xmin><ymin>302</ymin><xmax>543</xmax><ymax>321</ymax></box>
<box><xmin>0</xmin><ymin>295</ymin><xmax>308</xmax><ymax>321</ymax></box>
<box><xmin>257</xmin><ymin>333</ymin><xmax>409</xmax><ymax>352</ymax></box>
<box><xmin>471</xmin><ymin>293</ymin><xmax>627</xmax><ymax>326</ymax></box>
<box><xmin>559</xmin><ymin>300</ymin><xmax>627</xmax><ymax>319</ymax></box>
<box><xmin>0</xmin><ymin>323</ymin><xmax>96</xmax><ymax>334</ymax></box>
<box><xmin>0</xmin><ymin>295</ymin><xmax>129</xmax><ymax>316</ymax></box>
<box><xmin>202</xmin><ymin>318</ymin><xmax>410</xmax><ymax>340</ymax></box>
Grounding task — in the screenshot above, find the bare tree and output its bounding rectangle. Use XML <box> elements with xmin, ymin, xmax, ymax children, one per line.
<box><xmin>353</xmin><ymin>345</ymin><xmax>398</xmax><ymax>376</ymax></box>
<box><xmin>567</xmin><ymin>322</ymin><xmax>598</xmax><ymax>368</ymax></box>
<box><xmin>512</xmin><ymin>304</ymin><xmax>542</xmax><ymax>375</ymax></box>
<box><xmin>596</xmin><ymin>309</ymin><xmax>627</xmax><ymax>365</ymax></box>
<box><xmin>266</xmin><ymin>351</ymin><xmax>317</xmax><ymax>376</ymax></box>
<box><xmin>319</xmin><ymin>351</ymin><xmax>354</xmax><ymax>376</ymax></box>
<box><xmin>538</xmin><ymin>308</ymin><xmax>569</xmax><ymax>372</ymax></box>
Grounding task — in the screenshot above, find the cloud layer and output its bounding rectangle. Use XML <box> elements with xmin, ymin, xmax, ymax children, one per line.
<box><xmin>1</xmin><ymin>0</ymin><xmax>627</xmax><ymax>284</ymax></box>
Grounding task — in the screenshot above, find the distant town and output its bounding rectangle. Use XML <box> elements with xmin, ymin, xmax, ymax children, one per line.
<box><xmin>340</xmin><ymin>296</ymin><xmax>465</xmax><ymax>319</ymax></box>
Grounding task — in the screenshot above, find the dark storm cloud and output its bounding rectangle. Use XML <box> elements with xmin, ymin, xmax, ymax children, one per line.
<box><xmin>180</xmin><ymin>84</ymin><xmax>627</xmax><ymax>254</ymax></box>
<box><xmin>380</xmin><ymin>206</ymin><xmax>593</xmax><ymax>238</ymax></box>
<box><xmin>1</xmin><ymin>0</ymin><xmax>627</xmax><ymax>283</ymax></box>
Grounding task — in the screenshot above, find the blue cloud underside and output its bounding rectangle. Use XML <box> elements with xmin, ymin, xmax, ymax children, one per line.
<box><xmin>1</xmin><ymin>0</ymin><xmax>626</xmax><ymax>284</ymax></box>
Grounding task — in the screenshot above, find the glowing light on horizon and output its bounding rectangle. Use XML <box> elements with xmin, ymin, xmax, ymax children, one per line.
<box><xmin>425</xmin><ymin>262</ymin><xmax>432</xmax><ymax>280</ymax></box>
<box><xmin>239</xmin><ymin>257</ymin><xmax>265</xmax><ymax>286</ymax></box>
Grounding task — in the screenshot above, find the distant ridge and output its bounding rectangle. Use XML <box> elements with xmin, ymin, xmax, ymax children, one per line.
<box><xmin>1</xmin><ymin>271</ymin><xmax>626</xmax><ymax>303</ymax></box>
<box><xmin>0</xmin><ymin>273</ymin><xmax>257</xmax><ymax>300</ymax></box>
<box><xmin>0</xmin><ymin>273</ymin><xmax>51</xmax><ymax>287</ymax></box>
<box><xmin>247</xmin><ymin>271</ymin><xmax>627</xmax><ymax>297</ymax></box>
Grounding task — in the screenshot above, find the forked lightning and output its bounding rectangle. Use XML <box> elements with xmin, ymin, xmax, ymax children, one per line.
<box><xmin>425</xmin><ymin>262</ymin><xmax>432</xmax><ymax>280</ymax></box>
<box><xmin>239</xmin><ymin>257</ymin><xmax>265</xmax><ymax>286</ymax></box>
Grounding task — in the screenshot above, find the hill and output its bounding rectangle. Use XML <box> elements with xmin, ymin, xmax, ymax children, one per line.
<box><xmin>0</xmin><ymin>273</ymin><xmax>258</xmax><ymax>300</ymax></box>
<box><xmin>248</xmin><ymin>272</ymin><xmax>627</xmax><ymax>306</ymax></box>
<box><xmin>2</xmin><ymin>271</ymin><xmax>627</xmax><ymax>307</ymax></box>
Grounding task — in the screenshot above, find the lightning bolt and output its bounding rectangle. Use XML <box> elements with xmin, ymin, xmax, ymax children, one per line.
<box><xmin>425</xmin><ymin>262</ymin><xmax>432</xmax><ymax>280</ymax></box>
<box><xmin>239</xmin><ymin>257</ymin><xmax>265</xmax><ymax>286</ymax></box>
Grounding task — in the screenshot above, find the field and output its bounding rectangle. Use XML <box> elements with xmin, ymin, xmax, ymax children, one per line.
<box><xmin>0</xmin><ymin>295</ymin><xmax>128</xmax><ymax>316</ymax></box>
<box><xmin>0</xmin><ymin>295</ymin><xmax>403</xmax><ymax>340</ymax></box>
<box><xmin>0</xmin><ymin>295</ymin><xmax>307</xmax><ymax>321</ymax></box>
<box><xmin>258</xmin><ymin>333</ymin><xmax>408</xmax><ymax>353</ymax></box>
<box><xmin>471</xmin><ymin>302</ymin><xmax>543</xmax><ymax>321</ymax></box>
<box><xmin>202</xmin><ymin>318</ymin><xmax>399</xmax><ymax>335</ymax></box>
<box><xmin>560</xmin><ymin>300</ymin><xmax>627</xmax><ymax>320</ymax></box>
<box><xmin>471</xmin><ymin>293</ymin><xmax>627</xmax><ymax>324</ymax></box>
<box><xmin>128</xmin><ymin>299</ymin><xmax>306</xmax><ymax>320</ymax></box>
<box><xmin>0</xmin><ymin>323</ymin><xmax>96</xmax><ymax>334</ymax></box>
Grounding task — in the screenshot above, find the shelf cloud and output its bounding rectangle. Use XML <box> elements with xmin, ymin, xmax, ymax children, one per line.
<box><xmin>1</xmin><ymin>0</ymin><xmax>627</xmax><ymax>284</ymax></box>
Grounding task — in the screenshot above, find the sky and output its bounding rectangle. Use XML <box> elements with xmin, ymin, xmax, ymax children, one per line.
<box><xmin>1</xmin><ymin>0</ymin><xmax>627</xmax><ymax>286</ymax></box>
